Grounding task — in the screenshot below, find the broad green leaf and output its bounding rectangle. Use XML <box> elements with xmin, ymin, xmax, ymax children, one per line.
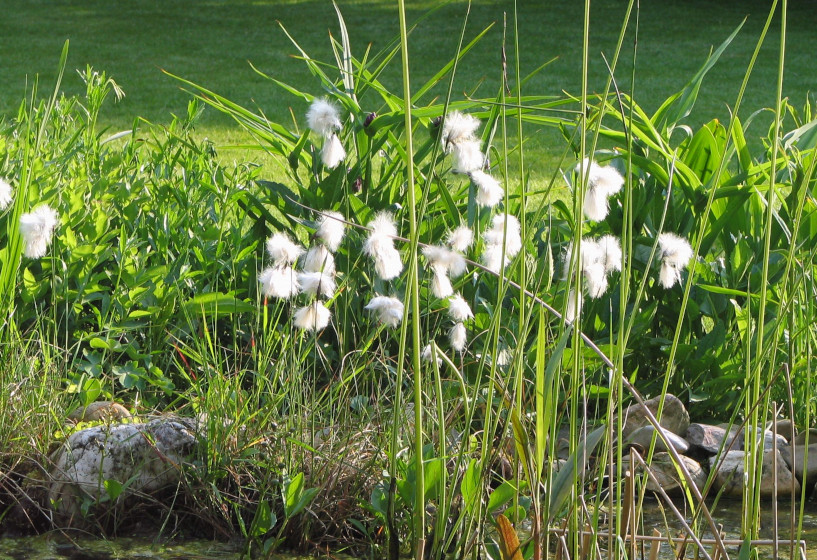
<box><xmin>184</xmin><ymin>292</ymin><xmax>254</xmax><ymax>317</ymax></box>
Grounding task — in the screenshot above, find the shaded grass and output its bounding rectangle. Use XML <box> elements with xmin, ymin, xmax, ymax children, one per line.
<box><xmin>1</xmin><ymin>0</ymin><xmax>813</xmax><ymax>175</ymax></box>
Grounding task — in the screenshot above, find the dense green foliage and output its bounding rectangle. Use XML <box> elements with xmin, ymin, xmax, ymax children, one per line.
<box><xmin>1</xmin><ymin>1</ymin><xmax>816</xmax><ymax>557</ymax></box>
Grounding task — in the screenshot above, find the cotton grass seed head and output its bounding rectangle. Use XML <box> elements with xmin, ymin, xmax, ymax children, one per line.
<box><xmin>446</xmin><ymin>225</ymin><xmax>474</xmax><ymax>253</ymax></box>
<box><xmin>321</xmin><ymin>133</ymin><xmax>346</xmax><ymax>169</ymax></box>
<box><xmin>364</xmin><ymin>213</ymin><xmax>403</xmax><ymax>280</ymax></box>
<box><xmin>307</xmin><ymin>98</ymin><xmax>342</xmax><ymax>137</ymax></box>
<box><xmin>297</xmin><ymin>271</ymin><xmax>336</xmax><ymax>298</ymax></box>
<box><xmin>471</xmin><ymin>170</ymin><xmax>504</xmax><ymax>207</ymax></box>
<box><xmin>303</xmin><ymin>245</ymin><xmax>336</xmax><ymax>275</ymax></box>
<box><xmin>451</xmin><ymin>140</ymin><xmax>484</xmax><ymax>174</ymax></box>
<box><xmin>430</xmin><ymin>266</ymin><xmax>454</xmax><ymax>299</ymax></box>
<box><xmin>364</xmin><ymin>295</ymin><xmax>404</xmax><ymax>328</ymax></box>
<box><xmin>422</xmin><ymin>245</ymin><xmax>467</xmax><ymax>278</ymax></box>
<box><xmin>447</xmin><ymin>293</ymin><xmax>473</xmax><ymax>322</ymax></box>
<box><xmin>266</xmin><ymin>232</ymin><xmax>304</xmax><ymax>267</ymax></box>
<box><xmin>657</xmin><ymin>233</ymin><xmax>693</xmax><ymax>288</ymax></box>
<box><xmin>565</xmin><ymin>288</ymin><xmax>582</xmax><ymax>324</ymax></box>
<box><xmin>19</xmin><ymin>204</ymin><xmax>59</xmax><ymax>258</ymax></box>
<box><xmin>483</xmin><ymin>214</ymin><xmax>522</xmax><ymax>258</ymax></box>
<box><xmin>0</xmin><ymin>178</ymin><xmax>12</xmax><ymax>210</ymax></box>
<box><xmin>422</xmin><ymin>344</ymin><xmax>442</xmax><ymax>367</ymax></box>
<box><xmin>316</xmin><ymin>210</ymin><xmax>346</xmax><ymax>252</ymax></box>
<box><xmin>259</xmin><ymin>266</ymin><xmax>300</xmax><ymax>299</ymax></box>
<box><xmin>597</xmin><ymin>235</ymin><xmax>623</xmax><ymax>273</ymax></box>
<box><xmin>576</xmin><ymin>158</ymin><xmax>624</xmax><ymax>222</ymax></box>
<box><xmin>441</xmin><ymin>110</ymin><xmax>481</xmax><ymax>151</ymax></box>
<box><xmin>293</xmin><ymin>301</ymin><xmax>332</xmax><ymax>331</ymax></box>
<box><xmin>449</xmin><ymin>322</ymin><xmax>468</xmax><ymax>352</ymax></box>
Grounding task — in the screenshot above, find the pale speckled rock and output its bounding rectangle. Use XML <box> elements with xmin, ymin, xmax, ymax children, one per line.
<box><xmin>622</xmin><ymin>394</ymin><xmax>689</xmax><ymax>439</ymax></box>
<box><xmin>709</xmin><ymin>449</ymin><xmax>799</xmax><ymax>498</ymax></box>
<box><xmin>68</xmin><ymin>401</ymin><xmax>132</xmax><ymax>423</ymax></box>
<box><xmin>49</xmin><ymin>418</ymin><xmax>200</xmax><ymax>514</ymax></box>
<box><xmin>775</xmin><ymin>419</ymin><xmax>796</xmax><ymax>444</ymax></box>
<box><xmin>794</xmin><ymin>428</ymin><xmax>817</xmax><ymax>446</ymax></box>
<box><xmin>643</xmin><ymin>452</ymin><xmax>706</xmax><ymax>495</ymax></box>
<box><xmin>628</xmin><ymin>425</ymin><xmax>690</xmax><ymax>455</ymax></box>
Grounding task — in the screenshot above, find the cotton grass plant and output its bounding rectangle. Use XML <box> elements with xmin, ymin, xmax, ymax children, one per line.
<box><xmin>1</xmin><ymin>1</ymin><xmax>815</xmax><ymax>558</ymax></box>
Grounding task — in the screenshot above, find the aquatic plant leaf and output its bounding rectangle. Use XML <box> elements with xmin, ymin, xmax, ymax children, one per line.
<box><xmin>547</xmin><ymin>425</ymin><xmax>605</xmax><ymax>523</ymax></box>
<box><xmin>495</xmin><ymin>513</ymin><xmax>523</xmax><ymax>560</ymax></box>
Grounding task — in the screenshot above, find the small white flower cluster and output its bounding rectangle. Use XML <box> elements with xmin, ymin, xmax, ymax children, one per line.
<box><xmin>575</xmin><ymin>158</ymin><xmax>624</xmax><ymax>222</ymax></box>
<box><xmin>440</xmin><ymin>111</ymin><xmax>504</xmax><ymax>207</ymax></box>
<box><xmin>259</xmin><ymin>211</ymin><xmax>347</xmax><ymax>332</ymax></box>
<box><xmin>307</xmin><ymin>98</ymin><xmax>346</xmax><ymax>169</ymax></box>
<box><xmin>481</xmin><ymin>214</ymin><xmax>522</xmax><ymax>273</ymax></box>
<box><xmin>562</xmin><ymin>235</ymin><xmax>622</xmax><ymax>323</ymax></box>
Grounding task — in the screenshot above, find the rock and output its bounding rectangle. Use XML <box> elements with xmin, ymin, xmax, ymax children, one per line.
<box><xmin>794</xmin><ymin>428</ymin><xmax>817</xmax><ymax>446</ymax></box>
<box><xmin>686</xmin><ymin>424</ymin><xmax>739</xmax><ymax>455</ymax></box>
<box><xmin>780</xmin><ymin>444</ymin><xmax>817</xmax><ymax>485</ymax></box>
<box><xmin>622</xmin><ymin>394</ymin><xmax>689</xmax><ymax>439</ymax></box>
<box><xmin>643</xmin><ymin>452</ymin><xmax>706</xmax><ymax>495</ymax></box>
<box><xmin>709</xmin><ymin>449</ymin><xmax>799</xmax><ymax>498</ymax></box>
<box><xmin>49</xmin><ymin>417</ymin><xmax>200</xmax><ymax>515</ymax></box>
<box><xmin>68</xmin><ymin>401</ymin><xmax>132</xmax><ymax>423</ymax></box>
<box><xmin>627</xmin><ymin>425</ymin><xmax>690</xmax><ymax>455</ymax></box>
<box><xmin>775</xmin><ymin>419</ymin><xmax>796</xmax><ymax>443</ymax></box>
<box><xmin>744</xmin><ymin>429</ymin><xmax>788</xmax><ymax>452</ymax></box>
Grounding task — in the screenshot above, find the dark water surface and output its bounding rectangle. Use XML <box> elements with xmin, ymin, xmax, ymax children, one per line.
<box><xmin>0</xmin><ymin>536</ymin><xmax>249</xmax><ymax>560</ymax></box>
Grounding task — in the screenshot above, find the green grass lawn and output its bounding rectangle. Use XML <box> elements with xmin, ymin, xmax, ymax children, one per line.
<box><xmin>1</xmin><ymin>0</ymin><xmax>813</xmax><ymax>175</ymax></box>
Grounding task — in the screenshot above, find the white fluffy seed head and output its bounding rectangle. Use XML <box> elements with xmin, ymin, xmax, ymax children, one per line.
<box><xmin>583</xmin><ymin>185</ymin><xmax>611</xmax><ymax>222</ymax></box>
<box><xmin>446</xmin><ymin>225</ymin><xmax>474</xmax><ymax>253</ymax></box>
<box><xmin>471</xmin><ymin>170</ymin><xmax>504</xmax><ymax>207</ymax></box>
<box><xmin>0</xmin><ymin>178</ymin><xmax>12</xmax><ymax>210</ymax></box>
<box><xmin>659</xmin><ymin>262</ymin><xmax>682</xmax><ymax>289</ymax></box>
<box><xmin>259</xmin><ymin>266</ymin><xmax>300</xmax><ymax>299</ymax></box>
<box><xmin>658</xmin><ymin>233</ymin><xmax>694</xmax><ymax>268</ymax></box>
<box><xmin>364</xmin><ymin>295</ymin><xmax>404</xmax><ymax>328</ymax></box>
<box><xmin>597</xmin><ymin>235</ymin><xmax>622</xmax><ymax>273</ymax></box>
<box><xmin>430</xmin><ymin>266</ymin><xmax>454</xmax><ymax>299</ymax></box>
<box><xmin>565</xmin><ymin>288</ymin><xmax>582</xmax><ymax>324</ymax></box>
<box><xmin>293</xmin><ymin>301</ymin><xmax>332</xmax><ymax>331</ymax></box>
<box><xmin>449</xmin><ymin>322</ymin><xmax>467</xmax><ymax>352</ymax></box>
<box><xmin>447</xmin><ymin>293</ymin><xmax>473</xmax><ymax>322</ymax></box>
<box><xmin>307</xmin><ymin>98</ymin><xmax>342</xmax><ymax>136</ymax></box>
<box><xmin>321</xmin><ymin>133</ymin><xmax>346</xmax><ymax>169</ymax></box>
<box><xmin>368</xmin><ymin>212</ymin><xmax>398</xmax><ymax>238</ymax></box>
<box><xmin>316</xmin><ymin>210</ymin><xmax>346</xmax><ymax>251</ymax></box>
<box><xmin>483</xmin><ymin>214</ymin><xmax>522</xmax><ymax>258</ymax></box>
<box><xmin>19</xmin><ymin>204</ymin><xmax>59</xmax><ymax>258</ymax></box>
<box><xmin>303</xmin><ymin>245</ymin><xmax>336</xmax><ymax>275</ymax></box>
<box><xmin>584</xmin><ymin>263</ymin><xmax>608</xmax><ymax>299</ymax></box>
<box><xmin>481</xmin><ymin>244</ymin><xmax>508</xmax><ymax>273</ymax></box>
<box><xmin>441</xmin><ymin>111</ymin><xmax>481</xmax><ymax>151</ymax></box>
<box><xmin>266</xmin><ymin>232</ymin><xmax>304</xmax><ymax>266</ymax></box>
<box><xmin>422</xmin><ymin>344</ymin><xmax>442</xmax><ymax>367</ymax></box>
<box><xmin>297</xmin><ymin>271</ymin><xmax>336</xmax><ymax>298</ymax></box>
<box><xmin>364</xmin><ymin>213</ymin><xmax>403</xmax><ymax>280</ymax></box>
<box><xmin>422</xmin><ymin>245</ymin><xmax>467</xmax><ymax>278</ymax></box>
<box><xmin>451</xmin><ymin>140</ymin><xmax>484</xmax><ymax>174</ymax></box>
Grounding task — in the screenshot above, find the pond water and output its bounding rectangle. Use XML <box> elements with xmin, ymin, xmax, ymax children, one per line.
<box><xmin>1</xmin><ymin>502</ymin><xmax>815</xmax><ymax>560</ymax></box>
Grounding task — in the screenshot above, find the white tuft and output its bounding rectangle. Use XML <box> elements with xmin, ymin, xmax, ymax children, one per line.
<box><xmin>483</xmin><ymin>214</ymin><xmax>522</xmax><ymax>258</ymax></box>
<box><xmin>451</xmin><ymin>140</ymin><xmax>484</xmax><ymax>174</ymax></box>
<box><xmin>316</xmin><ymin>210</ymin><xmax>346</xmax><ymax>251</ymax></box>
<box><xmin>441</xmin><ymin>111</ymin><xmax>481</xmax><ymax>151</ymax></box>
<box><xmin>449</xmin><ymin>322</ymin><xmax>467</xmax><ymax>352</ymax></box>
<box><xmin>430</xmin><ymin>266</ymin><xmax>454</xmax><ymax>298</ymax></box>
<box><xmin>0</xmin><ymin>178</ymin><xmax>12</xmax><ymax>210</ymax></box>
<box><xmin>303</xmin><ymin>245</ymin><xmax>336</xmax><ymax>275</ymax></box>
<box><xmin>307</xmin><ymin>98</ymin><xmax>342</xmax><ymax>137</ymax></box>
<box><xmin>657</xmin><ymin>233</ymin><xmax>693</xmax><ymax>288</ymax></box>
<box><xmin>597</xmin><ymin>235</ymin><xmax>623</xmax><ymax>273</ymax></box>
<box><xmin>364</xmin><ymin>295</ymin><xmax>404</xmax><ymax>328</ymax></box>
<box><xmin>447</xmin><ymin>293</ymin><xmax>473</xmax><ymax>322</ymax></box>
<box><xmin>471</xmin><ymin>170</ymin><xmax>504</xmax><ymax>207</ymax></box>
<box><xmin>565</xmin><ymin>288</ymin><xmax>582</xmax><ymax>324</ymax></box>
<box><xmin>446</xmin><ymin>225</ymin><xmax>474</xmax><ymax>253</ymax></box>
<box><xmin>422</xmin><ymin>245</ymin><xmax>467</xmax><ymax>278</ymax></box>
<box><xmin>364</xmin><ymin>213</ymin><xmax>403</xmax><ymax>280</ymax></box>
<box><xmin>293</xmin><ymin>301</ymin><xmax>332</xmax><ymax>331</ymax></box>
<box><xmin>583</xmin><ymin>185</ymin><xmax>610</xmax><ymax>222</ymax></box>
<box><xmin>19</xmin><ymin>204</ymin><xmax>59</xmax><ymax>258</ymax></box>
<box><xmin>266</xmin><ymin>232</ymin><xmax>304</xmax><ymax>267</ymax></box>
<box><xmin>422</xmin><ymin>344</ymin><xmax>442</xmax><ymax>367</ymax></box>
<box><xmin>321</xmin><ymin>133</ymin><xmax>346</xmax><ymax>169</ymax></box>
<box><xmin>576</xmin><ymin>158</ymin><xmax>624</xmax><ymax>221</ymax></box>
<box><xmin>481</xmin><ymin>244</ymin><xmax>508</xmax><ymax>273</ymax></box>
<box><xmin>259</xmin><ymin>266</ymin><xmax>300</xmax><ymax>299</ymax></box>
<box><xmin>297</xmin><ymin>271</ymin><xmax>336</xmax><ymax>298</ymax></box>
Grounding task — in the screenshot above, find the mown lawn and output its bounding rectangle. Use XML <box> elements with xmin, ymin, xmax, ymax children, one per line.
<box><xmin>1</xmin><ymin>0</ymin><xmax>813</xmax><ymax>174</ymax></box>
